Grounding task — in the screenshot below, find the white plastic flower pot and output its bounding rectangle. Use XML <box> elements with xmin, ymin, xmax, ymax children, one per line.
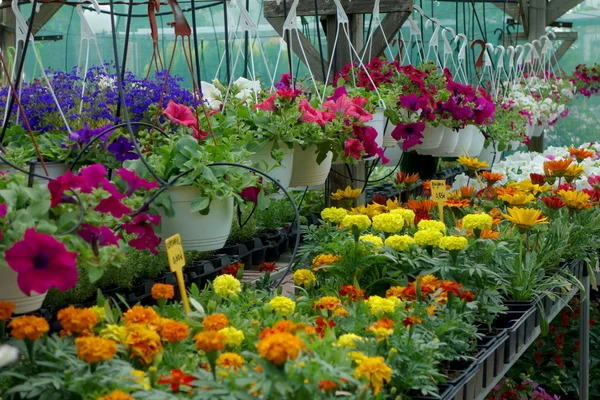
<box><xmin>414</xmin><ymin>125</ymin><xmax>445</xmax><ymax>153</ymax></box>
<box><xmin>508</xmin><ymin>140</ymin><xmax>522</xmax><ymax>151</ymax></box>
<box><xmin>365</xmin><ymin>108</ymin><xmax>385</xmax><ymax>148</ymax></box>
<box><xmin>247</xmin><ymin>142</ymin><xmax>294</xmax><ymax>190</ymax></box>
<box><xmin>478</xmin><ymin>143</ymin><xmax>502</xmax><ymax>167</ymax></box>
<box><xmin>0</xmin><ymin>162</ymin><xmax>68</xmax><ymax>184</ymax></box>
<box><xmin>428</xmin><ymin>128</ymin><xmax>459</xmax><ymax>156</ymax></box>
<box><xmin>382</xmin><ymin>121</ymin><xmax>398</xmax><ymax>148</ymax></box>
<box><xmin>159</xmin><ymin>188</ymin><xmax>234</xmax><ymax>252</ymax></box>
<box><xmin>467</xmin><ymin>127</ymin><xmax>485</xmax><ymax>157</ymax></box>
<box><xmin>525</xmin><ymin>124</ymin><xmax>535</xmax><ymax>138</ymax></box>
<box><xmin>384</xmin><ymin>143</ymin><xmax>404</xmax><ymax>166</ymax></box>
<box><xmin>531</xmin><ymin>125</ymin><xmax>544</xmax><ymax>137</ymax></box>
<box><xmin>442</xmin><ymin>127</ymin><xmax>473</xmax><ymax>157</ymax></box>
<box><xmin>0</xmin><ymin>267</ymin><xmax>47</xmax><ymax>314</ymax></box>
<box><xmin>289</xmin><ymin>145</ymin><xmax>333</xmax><ymax>187</ymax></box>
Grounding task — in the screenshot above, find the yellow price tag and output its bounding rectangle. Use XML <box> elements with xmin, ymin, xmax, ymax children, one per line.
<box><xmin>430</xmin><ymin>180</ymin><xmax>447</xmax><ymax>223</ymax></box>
<box><xmin>165</xmin><ymin>234</ymin><xmax>190</xmax><ymax>314</ymax></box>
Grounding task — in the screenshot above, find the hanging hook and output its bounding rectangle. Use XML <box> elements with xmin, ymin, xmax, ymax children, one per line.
<box><xmin>471</xmin><ymin>39</ymin><xmax>486</xmax><ymax>69</ymax></box>
<box><xmin>425</xmin><ymin>17</ymin><xmax>442</xmax><ymax>67</ymax></box>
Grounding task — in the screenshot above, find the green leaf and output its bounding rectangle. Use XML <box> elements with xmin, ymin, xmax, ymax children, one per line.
<box><xmin>88</xmin><ymin>267</ymin><xmax>105</xmax><ymax>283</ymax></box>
<box><xmin>36</xmin><ymin>219</ymin><xmax>57</xmax><ymax>234</ymax></box>
<box><xmin>257</xmin><ymin>190</ymin><xmax>270</xmax><ymax>210</ymax></box>
<box><xmin>190</xmin><ymin>196</ymin><xmax>210</xmax><ymax>213</ymax></box>
<box><xmin>201</xmin><ymin>165</ymin><xmax>218</xmax><ymax>184</ymax></box>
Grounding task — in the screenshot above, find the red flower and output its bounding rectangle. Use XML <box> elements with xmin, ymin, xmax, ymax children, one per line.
<box><xmin>403</xmin><ymin>316</ymin><xmax>422</xmax><ymax>327</ymax></box>
<box><xmin>221</xmin><ymin>262</ymin><xmax>242</xmax><ymax>277</ymax></box>
<box><xmin>48</xmin><ymin>170</ymin><xmax>83</xmax><ymax>208</ymax></box>
<box><xmin>241</xmin><ymin>186</ymin><xmax>261</xmax><ymax>204</ymax></box>
<box><xmin>117</xmin><ymin>168</ymin><xmax>160</xmax><ymax>197</ymax></box>
<box><xmin>315</xmin><ymin>316</ymin><xmax>336</xmax><ymax>338</ymax></box>
<box><xmin>372</xmin><ymin>194</ymin><xmax>387</xmax><ymax>205</ymax></box>
<box><xmin>344</xmin><ymin>138</ymin><xmax>364</xmax><ymax>160</ymax></box>
<box><xmin>78</xmin><ymin>164</ymin><xmax>120</xmax><ymax>197</ymax></box>
<box><xmin>440</xmin><ymin>280</ymin><xmax>462</xmax><ymax>296</ymax></box>
<box><xmin>338</xmin><ymin>284</ymin><xmax>366</xmax><ymax>301</ymax></box>
<box><xmin>95</xmin><ymin>196</ymin><xmax>132</xmax><ymax>218</ymax></box>
<box><xmin>459</xmin><ymin>290</ymin><xmax>475</xmax><ymax>302</ymax></box>
<box><xmin>259</xmin><ymin>262</ymin><xmax>278</xmax><ymax>273</ymax></box>
<box><xmin>254</xmin><ymin>94</ymin><xmax>278</xmax><ymax>112</ymax></box>
<box><xmin>540</xmin><ymin>196</ymin><xmax>565</xmax><ymax>209</ymax></box>
<box><xmin>123</xmin><ymin>213</ymin><xmax>161</xmax><ymax>255</ymax></box>
<box><xmin>298</xmin><ymin>99</ymin><xmax>334</xmax><ymax>127</ymax></box>
<box><xmin>5</xmin><ymin>228</ymin><xmax>78</xmax><ymax>295</ymax></box>
<box><xmin>163</xmin><ymin>101</ymin><xmax>199</xmax><ymax>134</ymax></box>
<box><xmin>158</xmin><ymin>369</ymin><xmax>194</xmax><ymax>392</ymax></box>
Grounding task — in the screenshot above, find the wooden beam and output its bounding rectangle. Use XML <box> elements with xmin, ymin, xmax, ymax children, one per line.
<box><xmin>505</xmin><ymin>31</ymin><xmax>578</xmax><ymax>43</ymax></box>
<box><xmin>546</xmin><ymin>0</ymin><xmax>584</xmax><ymax>25</ymax></box>
<box><xmin>265</xmin><ymin>15</ymin><xmax>327</xmax><ymax>82</ymax></box>
<box><xmin>368</xmin><ymin>12</ymin><xmax>411</xmax><ymax>61</ymax></box>
<box><xmin>30</xmin><ymin>3</ymin><xmax>63</xmax><ymax>35</ymax></box>
<box><xmin>552</xmin><ymin>32</ymin><xmax>578</xmax><ymax>64</ymax></box>
<box><xmin>493</xmin><ymin>2</ymin><xmax>527</xmax><ymax>35</ymax></box>
<box><xmin>264</xmin><ymin>0</ymin><xmax>411</xmax><ymax>18</ymax></box>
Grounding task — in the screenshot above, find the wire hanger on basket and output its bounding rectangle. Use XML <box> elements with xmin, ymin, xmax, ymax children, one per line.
<box><xmin>441</xmin><ymin>26</ymin><xmax>457</xmax><ymax>74</ymax></box>
<box><xmin>425</xmin><ymin>17</ymin><xmax>442</xmax><ymax>68</ymax></box>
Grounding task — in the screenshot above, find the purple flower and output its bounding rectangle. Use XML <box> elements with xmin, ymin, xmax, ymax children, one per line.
<box><xmin>116</xmin><ymin>168</ymin><xmax>160</xmax><ymax>196</ymax></box>
<box><xmin>78</xmin><ymin>224</ymin><xmax>120</xmax><ymax>256</ymax></box>
<box><xmin>391</xmin><ymin>122</ymin><xmax>425</xmax><ymax>150</ymax></box>
<box><xmin>108</xmin><ymin>137</ymin><xmax>139</xmax><ymax>162</ymax></box>
<box><xmin>69</xmin><ymin>123</ymin><xmax>113</xmax><ymax>147</ymax></box>
<box><xmin>123</xmin><ymin>213</ymin><xmax>161</xmax><ymax>255</ymax></box>
<box><xmin>399</xmin><ymin>93</ymin><xmax>429</xmax><ymax>113</ymax></box>
<box><xmin>95</xmin><ymin>196</ymin><xmax>132</xmax><ymax>218</ymax></box>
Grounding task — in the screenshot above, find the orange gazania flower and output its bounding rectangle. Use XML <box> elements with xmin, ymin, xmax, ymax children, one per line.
<box><xmin>258</xmin><ymin>262</ymin><xmax>278</xmax><ymax>272</ymax></box>
<box><xmin>256</xmin><ymin>332</ymin><xmax>305</xmax><ymax>365</ymax></box>
<box><xmin>544</xmin><ymin>159</ymin><xmax>572</xmax><ymax>177</ymax></box>
<box><xmin>403</xmin><ymin>316</ymin><xmax>422</xmax><ymax>327</ymax></box>
<box><xmin>568</xmin><ymin>146</ymin><xmax>594</xmax><ymax>163</ymax></box>
<box><xmin>75</xmin><ymin>336</ymin><xmax>117</xmax><ymax>364</ymax></box>
<box><xmin>480</xmin><ymin>229</ymin><xmax>500</xmax><ymax>240</ymax></box>
<box><xmin>480</xmin><ymin>171</ymin><xmax>504</xmax><ymax>186</ymax></box>
<box><xmin>151</xmin><ymin>283</ymin><xmax>175</xmax><ymax>300</ymax></box>
<box><xmin>57</xmin><ymin>306</ymin><xmax>97</xmax><ymax>335</ymax></box>
<box><xmin>0</xmin><ymin>301</ymin><xmax>15</xmax><ymax>320</ymax></box>
<box><xmin>123</xmin><ymin>306</ymin><xmax>159</xmax><ymax>326</ymax></box>
<box><xmin>395</xmin><ymin>172</ymin><xmax>420</xmax><ymax>185</ymax></box>
<box><xmin>495</xmin><ymin>186</ymin><xmax>519</xmax><ymax>198</ymax></box>
<box><xmin>319</xmin><ymin>380</ymin><xmax>338</xmax><ymax>391</ymax></box>
<box><xmin>445</xmin><ymin>199</ymin><xmax>470</xmax><ymax>209</ymax></box>
<box><xmin>158</xmin><ymin>369</ymin><xmax>195</xmax><ymax>392</ymax></box>
<box><xmin>489</xmin><ymin>208</ymin><xmax>503</xmax><ymax>225</ymax></box>
<box><xmin>202</xmin><ymin>313</ymin><xmax>230</xmax><ymax>331</ymax></box>
<box><xmin>159</xmin><ymin>319</ymin><xmax>190</xmax><ymax>342</ymax></box>
<box><xmin>98</xmin><ymin>390</ymin><xmax>135</xmax><ymax>400</ymax></box>
<box><xmin>460</xmin><ymin>186</ymin><xmax>475</xmax><ymax>199</ymax></box>
<box><xmin>407</xmin><ymin>199</ymin><xmax>437</xmax><ymax>213</ymax></box>
<box><xmin>8</xmin><ymin>315</ymin><xmax>49</xmax><ymax>340</ymax></box>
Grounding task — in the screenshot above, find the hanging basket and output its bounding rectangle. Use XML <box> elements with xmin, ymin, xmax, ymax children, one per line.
<box><xmin>467</xmin><ymin>127</ymin><xmax>485</xmax><ymax>157</ymax></box>
<box><xmin>159</xmin><ymin>187</ymin><xmax>234</xmax><ymax>252</ymax></box>
<box><xmin>289</xmin><ymin>145</ymin><xmax>333</xmax><ymax>187</ymax></box>
<box><xmin>531</xmin><ymin>124</ymin><xmax>544</xmax><ymax>137</ymax></box>
<box><xmin>428</xmin><ymin>128</ymin><xmax>460</xmax><ymax>156</ymax></box>
<box><xmin>248</xmin><ymin>142</ymin><xmax>294</xmax><ymax>190</ymax></box>
<box><xmin>0</xmin><ymin>161</ymin><xmax>68</xmax><ymax>183</ymax></box>
<box><xmin>478</xmin><ymin>143</ymin><xmax>502</xmax><ymax>167</ymax></box>
<box><xmin>384</xmin><ymin>143</ymin><xmax>404</xmax><ymax>166</ymax></box>
<box><xmin>0</xmin><ymin>267</ymin><xmax>47</xmax><ymax>314</ymax></box>
<box><xmin>442</xmin><ymin>127</ymin><xmax>473</xmax><ymax>157</ymax></box>
<box><xmin>414</xmin><ymin>125</ymin><xmax>446</xmax><ymax>153</ymax></box>
<box><xmin>365</xmin><ymin>108</ymin><xmax>385</xmax><ymax>148</ymax></box>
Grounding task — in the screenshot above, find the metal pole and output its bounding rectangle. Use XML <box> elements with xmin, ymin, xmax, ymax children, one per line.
<box><xmin>579</xmin><ymin>263</ymin><xmax>590</xmax><ymax>400</ymax></box>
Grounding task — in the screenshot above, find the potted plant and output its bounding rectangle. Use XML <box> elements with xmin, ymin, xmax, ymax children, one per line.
<box><xmin>479</xmin><ymin>101</ymin><xmax>529</xmax><ymax>165</ymax></box>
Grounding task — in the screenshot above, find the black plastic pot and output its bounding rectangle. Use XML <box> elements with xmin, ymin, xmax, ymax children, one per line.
<box><xmin>476</xmin><ymin>332</ymin><xmax>509</xmax><ymax>390</ymax></box>
<box><xmin>410</xmin><ymin>384</ymin><xmax>454</xmax><ymax>400</ymax></box>
<box><xmin>504</xmin><ymin>299</ymin><xmax>541</xmax><ymax>328</ymax></box>
<box><xmin>445</xmin><ymin>361</ymin><xmax>480</xmax><ymax>400</ymax></box>
<box><xmin>490</xmin><ymin>309</ymin><xmax>531</xmax><ymax>363</ymax></box>
<box><xmin>242</xmin><ymin>237</ymin><xmax>266</xmax><ymax>266</ymax></box>
<box><xmin>186</xmin><ymin>260</ymin><xmax>218</xmax><ymax>290</ymax></box>
<box><xmin>125</xmin><ymin>279</ymin><xmax>154</xmax><ymax>303</ymax></box>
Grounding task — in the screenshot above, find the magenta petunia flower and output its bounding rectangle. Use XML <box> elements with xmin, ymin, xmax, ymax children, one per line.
<box><xmin>78</xmin><ymin>224</ymin><xmax>120</xmax><ymax>256</ymax></box>
<box><xmin>95</xmin><ymin>196</ymin><xmax>132</xmax><ymax>218</ymax></box>
<box><xmin>123</xmin><ymin>213</ymin><xmax>161</xmax><ymax>254</ymax></box>
<box><xmin>327</xmin><ymin>86</ymin><xmax>348</xmax><ymax>102</ymax></box>
<box><xmin>0</xmin><ymin>204</ymin><xmax>7</xmax><ymax>218</ymax></box>
<box><xmin>241</xmin><ymin>186</ymin><xmax>261</xmax><ymax>203</ymax></box>
<box><xmin>254</xmin><ymin>94</ymin><xmax>278</xmax><ymax>112</ymax></box>
<box><xmin>117</xmin><ymin>168</ymin><xmax>160</xmax><ymax>197</ymax></box>
<box><xmin>5</xmin><ymin>228</ymin><xmax>78</xmax><ymax>295</ymax></box>
<box><xmin>391</xmin><ymin>122</ymin><xmax>426</xmax><ymax>151</ymax></box>
<box><xmin>399</xmin><ymin>93</ymin><xmax>429</xmax><ymax>113</ymax></box>
<box><xmin>344</xmin><ymin>138</ymin><xmax>364</xmax><ymax>160</ymax></box>
<box><xmin>78</xmin><ymin>164</ymin><xmax>121</xmax><ymax>198</ymax></box>
<box><xmin>163</xmin><ymin>100</ymin><xmax>198</xmax><ymax>129</ymax></box>
<box><xmin>48</xmin><ymin>170</ymin><xmax>83</xmax><ymax>208</ymax></box>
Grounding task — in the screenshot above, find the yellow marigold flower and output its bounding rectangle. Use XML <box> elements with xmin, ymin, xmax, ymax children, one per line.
<box><xmin>499</xmin><ymin>192</ymin><xmax>536</xmax><ymax>206</ymax></box>
<box><xmin>502</xmin><ymin>207</ymin><xmax>549</xmax><ymax>230</ymax></box>
<box><xmin>126</xmin><ymin>325</ymin><xmax>163</xmax><ymax>365</ymax></box>
<box><xmin>359</xmin><ymin>234</ymin><xmax>384</xmax><ymax>248</ymax></box>
<box><xmin>320</xmin><ymin>207</ymin><xmax>348</xmax><ymax>224</ymax></box>
<box><xmin>386</xmin><ymin>286</ymin><xmax>407</xmax><ymax>299</ymax></box>
<box><xmin>354</xmin><ymin>356</ymin><xmax>392</xmax><ymax>395</ymax></box>
<box><xmin>385</xmin><ymin>234</ymin><xmax>414</xmax><ymax>251</ymax></box>
<box><xmin>334</xmin><ymin>306</ymin><xmax>350</xmax><ymax>317</ymax></box>
<box><xmin>341</xmin><ymin>214</ymin><xmax>372</xmax><ymax>231</ymax></box>
<box><xmin>97</xmin><ymin>390</ymin><xmax>134</xmax><ymax>400</ymax></box>
<box><xmin>414</xmin><ymin>229</ymin><xmax>443</xmax><ymax>247</ymax></box>
<box><xmin>558</xmin><ymin>190</ymin><xmax>591</xmax><ymax>210</ymax></box>
<box><xmin>129</xmin><ymin>370</ymin><xmax>151</xmax><ymax>390</ymax></box>
<box><xmin>269</xmin><ymin>296</ymin><xmax>296</xmax><ymax>316</ymax></box>
<box><xmin>421</xmin><ymin>274</ymin><xmax>441</xmax><ymax>291</ymax></box>
<box><xmin>389</xmin><ymin>208</ymin><xmax>415</xmax><ymax>225</ymax></box>
<box><xmin>367</xmin><ymin>326</ymin><xmax>394</xmax><ymax>342</ymax></box>
<box><xmin>203</xmin><ymin>313</ymin><xmax>230</xmax><ymax>331</ymax></box>
<box><xmin>372</xmin><ymin>213</ymin><xmax>405</xmax><ymax>233</ymax></box>
<box><xmin>438</xmin><ymin>236</ymin><xmax>468</xmax><ymax>251</ymax></box>
<box><xmin>349</xmin><ymin>351</ymin><xmax>367</xmax><ymax>365</ymax></box>
<box><xmin>151</xmin><ymin>283</ymin><xmax>175</xmax><ymax>300</ymax></box>
<box><xmin>417</xmin><ymin>219</ymin><xmax>446</xmax><ymax>233</ymax></box>
<box><xmin>123</xmin><ymin>306</ymin><xmax>159</xmax><ymax>326</ymax></box>
<box><xmin>462</xmin><ymin>214</ymin><xmax>493</xmax><ymax>231</ymax></box>
<box><xmin>331</xmin><ymin>186</ymin><xmax>362</xmax><ymax>201</ymax></box>
<box><xmin>216</xmin><ymin>352</ymin><xmax>245</xmax><ymax>371</ymax></box>
<box><xmin>219</xmin><ymin>326</ymin><xmax>245</xmax><ymax>347</ymax></box>
<box><xmin>337</xmin><ymin>333</ymin><xmax>364</xmax><ymax>348</ymax></box>
<box><xmin>159</xmin><ymin>319</ymin><xmax>190</xmax><ymax>342</ymax></box>
<box><xmin>57</xmin><ymin>306</ymin><xmax>97</xmax><ymax>334</ymax></box>
<box><xmin>293</xmin><ymin>269</ymin><xmax>317</xmax><ymax>287</ymax></box>
<box><xmin>568</xmin><ymin>146</ymin><xmax>594</xmax><ymax>163</ymax></box>
<box><xmin>194</xmin><ymin>330</ymin><xmax>226</xmax><ymax>353</ymax></box>
<box><xmin>312</xmin><ymin>253</ymin><xmax>340</xmax><ymax>270</ymax></box>
<box><xmin>90</xmin><ymin>305</ymin><xmax>105</xmax><ymax>322</ymax></box>
<box><xmin>256</xmin><ymin>332</ymin><xmax>304</xmax><ymax>365</ymax></box>
<box><xmin>365</xmin><ymin>296</ymin><xmax>398</xmax><ymax>316</ymax></box>
<box><xmin>0</xmin><ymin>301</ymin><xmax>15</xmax><ymax>320</ymax></box>
<box><xmin>100</xmin><ymin>324</ymin><xmax>128</xmax><ymax>345</ymax></box>
<box><xmin>427</xmin><ymin>304</ymin><xmax>438</xmax><ymax>316</ymax></box>
<box><xmin>313</xmin><ymin>296</ymin><xmax>342</xmax><ymax>311</ymax></box>
<box><xmin>8</xmin><ymin>315</ymin><xmax>49</xmax><ymax>340</ymax></box>
<box><xmin>75</xmin><ymin>336</ymin><xmax>117</xmax><ymax>364</ymax></box>
<box><xmin>213</xmin><ymin>274</ymin><xmax>241</xmax><ymax>299</ymax></box>
<box><xmin>458</xmin><ymin>156</ymin><xmax>489</xmax><ymax>172</ymax></box>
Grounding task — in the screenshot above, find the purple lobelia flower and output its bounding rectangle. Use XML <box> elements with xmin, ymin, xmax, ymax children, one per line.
<box><xmin>107</xmin><ymin>137</ymin><xmax>139</xmax><ymax>162</ymax></box>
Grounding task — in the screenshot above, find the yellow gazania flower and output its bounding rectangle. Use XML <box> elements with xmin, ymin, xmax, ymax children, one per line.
<box><xmin>502</xmin><ymin>207</ymin><xmax>549</xmax><ymax>230</ymax></box>
<box><xmin>331</xmin><ymin>186</ymin><xmax>362</xmax><ymax>201</ymax></box>
<box><xmin>457</xmin><ymin>156</ymin><xmax>489</xmax><ymax>172</ymax></box>
<box><xmin>498</xmin><ymin>192</ymin><xmax>536</xmax><ymax>206</ymax></box>
<box><xmin>558</xmin><ymin>190</ymin><xmax>591</xmax><ymax>210</ymax></box>
<box><xmin>385</xmin><ymin>199</ymin><xmax>400</xmax><ymax>211</ymax></box>
<box><xmin>350</xmin><ymin>204</ymin><xmax>386</xmax><ymax>219</ymax></box>
<box><xmin>514</xmin><ymin>180</ymin><xmax>553</xmax><ymax>196</ymax></box>
<box><xmin>563</xmin><ymin>164</ymin><xmax>585</xmax><ymax>182</ymax></box>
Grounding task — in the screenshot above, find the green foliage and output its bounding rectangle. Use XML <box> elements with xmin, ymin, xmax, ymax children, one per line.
<box><xmin>228</xmin><ymin>206</ymin><xmax>258</xmax><ymax>243</ymax></box>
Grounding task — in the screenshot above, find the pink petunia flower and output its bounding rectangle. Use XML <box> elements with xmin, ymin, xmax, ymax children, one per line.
<box><xmin>78</xmin><ymin>164</ymin><xmax>121</xmax><ymax>198</ymax></box>
<box><xmin>298</xmin><ymin>99</ymin><xmax>334</xmax><ymax>127</ymax></box>
<box><xmin>95</xmin><ymin>196</ymin><xmax>132</xmax><ymax>218</ymax></box>
<box><xmin>5</xmin><ymin>228</ymin><xmax>78</xmax><ymax>295</ymax></box>
<box><xmin>123</xmin><ymin>213</ymin><xmax>161</xmax><ymax>254</ymax></box>
<box><xmin>322</xmin><ymin>95</ymin><xmax>373</xmax><ymax>123</ymax></box>
<box><xmin>163</xmin><ymin>100</ymin><xmax>198</xmax><ymax>129</ymax></box>
<box><xmin>0</xmin><ymin>203</ymin><xmax>7</xmax><ymax>218</ymax></box>
<box><xmin>117</xmin><ymin>168</ymin><xmax>160</xmax><ymax>197</ymax></box>
<box><xmin>254</xmin><ymin>94</ymin><xmax>278</xmax><ymax>112</ymax></box>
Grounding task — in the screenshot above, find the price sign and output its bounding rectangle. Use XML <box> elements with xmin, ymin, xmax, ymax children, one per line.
<box><xmin>165</xmin><ymin>234</ymin><xmax>190</xmax><ymax>314</ymax></box>
<box><xmin>430</xmin><ymin>180</ymin><xmax>447</xmax><ymax>223</ymax></box>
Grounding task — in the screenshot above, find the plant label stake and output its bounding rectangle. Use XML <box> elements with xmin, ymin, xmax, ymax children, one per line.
<box><xmin>431</xmin><ymin>180</ymin><xmax>447</xmax><ymax>223</ymax></box>
<box><xmin>165</xmin><ymin>234</ymin><xmax>190</xmax><ymax>314</ymax></box>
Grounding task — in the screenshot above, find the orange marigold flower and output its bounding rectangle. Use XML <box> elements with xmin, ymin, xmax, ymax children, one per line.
<box><xmin>421</xmin><ymin>274</ymin><xmax>441</xmax><ymax>291</ymax></box>
<box><xmin>339</xmin><ymin>284</ymin><xmax>366</xmax><ymax>301</ymax></box>
<box><xmin>460</xmin><ymin>186</ymin><xmax>475</xmax><ymax>199</ymax></box>
<box><xmin>334</xmin><ymin>306</ymin><xmax>350</xmax><ymax>317</ymax></box>
<box><xmin>445</xmin><ymin>199</ymin><xmax>470</xmax><ymax>209</ymax></box>
<box><xmin>371</xmin><ymin>318</ymin><xmax>395</xmax><ymax>330</ymax></box>
<box><xmin>258</xmin><ymin>262</ymin><xmax>278</xmax><ymax>272</ymax></box>
<box><xmin>427</xmin><ymin>304</ymin><xmax>437</xmax><ymax>316</ymax></box>
<box><xmin>194</xmin><ymin>330</ymin><xmax>226</xmax><ymax>352</ymax></box>
<box><xmin>319</xmin><ymin>380</ymin><xmax>338</xmax><ymax>391</ymax></box>
<box><xmin>126</xmin><ymin>325</ymin><xmax>163</xmax><ymax>365</ymax></box>
<box><xmin>151</xmin><ymin>283</ymin><xmax>175</xmax><ymax>300</ymax></box>
<box><xmin>159</xmin><ymin>319</ymin><xmax>190</xmax><ymax>342</ymax></box>
<box><xmin>256</xmin><ymin>332</ymin><xmax>304</xmax><ymax>365</ymax></box>
<box><xmin>568</xmin><ymin>146</ymin><xmax>594</xmax><ymax>163</ymax></box>
<box><xmin>313</xmin><ymin>296</ymin><xmax>342</xmax><ymax>311</ymax></box>
<box><xmin>202</xmin><ymin>313</ymin><xmax>230</xmax><ymax>331</ymax></box>
<box><xmin>386</xmin><ymin>286</ymin><xmax>407</xmax><ymax>299</ymax></box>
<box><xmin>460</xmin><ymin>290</ymin><xmax>476</xmax><ymax>302</ymax></box>
<box><xmin>216</xmin><ymin>352</ymin><xmax>245</xmax><ymax>371</ymax></box>
<box><xmin>259</xmin><ymin>320</ymin><xmax>306</xmax><ymax>339</ymax></box>
<box><xmin>57</xmin><ymin>306</ymin><xmax>97</xmax><ymax>334</ymax></box>
<box><xmin>544</xmin><ymin>159</ymin><xmax>572</xmax><ymax>177</ymax></box>
<box><xmin>0</xmin><ymin>301</ymin><xmax>15</xmax><ymax>320</ymax></box>
<box><xmin>312</xmin><ymin>254</ymin><xmax>340</xmax><ymax>270</ymax></box>
<box><xmin>354</xmin><ymin>356</ymin><xmax>392</xmax><ymax>396</ymax></box>
<box><xmin>123</xmin><ymin>306</ymin><xmax>159</xmax><ymax>326</ymax></box>
<box><xmin>75</xmin><ymin>336</ymin><xmax>117</xmax><ymax>364</ymax></box>
<box><xmin>480</xmin><ymin>171</ymin><xmax>504</xmax><ymax>186</ymax></box>
<box><xmin>440</xmin><ymin>280</ymin><xmax>463</xmax><ymax>295</ymax></box>
<box><xmin>8</xmin><ymin>315</ymin><xmax>49</xmax><ymax>340</ymax></box>
<box><xmin>97</xmin><ymin>390</ymin><xmax>135</xmax><ymax>400</ymax></box>
<box><xmin>403</xmin><ymin>316</ymin><xmax>422</xmax><ymax>327</ymax></box>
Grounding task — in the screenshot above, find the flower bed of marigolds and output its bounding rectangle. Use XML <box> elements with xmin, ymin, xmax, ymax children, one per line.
<box><xmin>2</xmin><ymin>148</ymin><xmax>600</xmax><ymax>400</ymax></box>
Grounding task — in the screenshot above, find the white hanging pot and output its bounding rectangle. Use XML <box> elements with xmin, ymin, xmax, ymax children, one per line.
<box><xmin>159</xmin><ymin>188</ymin><xmax>234</xmax><ymax>252</ymax></box>
<box><xmin>508</xmin><ymin>140</ymin><xmax>522</xmax><ymax>151</ymax></box>
<box><xmin>0</xmin><ymin>267</ymin><xmax>47</xmax><ymax>314</ymax></box>
<box><xmin>414</xmin><ymin>125</ymin><xmax>445</xmax><ymax>153</ymax></box>
<box><xmin>0</xmin><ymin>162</ymin><xmax>68</xmax><ymax>185</ymax></box>
<box><xmin>478</xmin><ymin>143</ymin><xmax>502</xmax><ymax>167</ymax></box>
<box><xmin>289</xmin><ymin>145</ymin><xmax>333</xmax><ymax>187</ymax></box>
<box><xmin>525</xmin><ymin>124</ymin><xmax>535</xmax><ymax>138</ymax></box>
<box><xmin>247</xmin><ymin>142</ymin><xmax>294</xmax><ymax>190</ymax></box>
<box><xmin>384</xmin><ymin>142</ymin><xmax>404</xmax><ymax>165</ymax></box>
<box><xmin>531</xmin><ymin>124</ymin><xmax>544</xmax><ymax>137</ymax></box>
<box><xmin>428</xmin><ymin>128</ymin><xmax>459</xmax><ymax>156</ymax></box>
<box><xmin>442</xmin><ymin>127</ymin><xmax>473</xmax><ymax>157</ymax></box>
<box><xmin>365</xmin><ymin>108</ymin><xmax>385</xmax><ymax>148</ymax></box>
<box><xmin>382</xmin><ymin>121</ymin><xmax>398</xmax><ymax>147</ymax></box>
<box><xmin>467</xmin><ymin>127</ymin><xmax>485</xmax><ymax>157</ymax></box>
